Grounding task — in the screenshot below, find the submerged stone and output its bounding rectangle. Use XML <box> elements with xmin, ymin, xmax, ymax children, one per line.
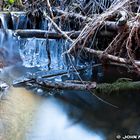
<box><xmin>0</xmin><ymin>80</ymin><xmax>9</xmax><ymax>99</ymax></box>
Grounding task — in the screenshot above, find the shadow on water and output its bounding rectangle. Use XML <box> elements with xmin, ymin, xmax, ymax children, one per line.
<box><xmin>54</xmin><ymin>67</ymin><xmax>140</xmax><ymax>140</ymax></box>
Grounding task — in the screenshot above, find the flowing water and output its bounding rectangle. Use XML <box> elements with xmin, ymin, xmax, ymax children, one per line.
<box><xmin>0</xmin><ymin>64</ymin><xmax>105</xmax><ymax>140</ymax></box>
<box><xmin>1</xmin><ymin>62</ymin><xmax>140</xmax><ymax>140</ymax></box>
<box><xmin>0</xmin><ymin>12</ymin><xmax>140</xmax><ymax>140</ymax></box>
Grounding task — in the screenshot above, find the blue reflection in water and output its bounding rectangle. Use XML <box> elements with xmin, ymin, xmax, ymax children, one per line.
<box><xmin>26</xmin><ymin>97</ymin><xmax>104</xmax><ymax>140</ymax></box>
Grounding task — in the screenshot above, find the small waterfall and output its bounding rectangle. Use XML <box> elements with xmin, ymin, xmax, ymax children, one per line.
<box><xmin>0</xmin><ymin>12</ymin><xmax>82</xmax><ymax>70</ymax></box>
<box><xmin>0</xmin><ymin>29</ymin><xmax>20</xmax><ymax>66</ymax></box>
<box><xmin>11</xmin><ymin>12</ymin><xmax>28</xmax><ymax>30</ymax></box>
<box><xmin>19</xmin><ymin>38</ymin><xmax>47</xmax><ymax>68</ymax></box>
<box><xmin>19</xmin><ymin>38</ymin><xmax>68</xmax><ymax>70</ymax></box>
<box><xmin>0</xmin><ymin>13</ymin><xmax>8</xmax><ymax>29</ymax></box>
<box><xmin>40</xmin><ymin>18</ymin><xmax>49</xmax><ymax>30</ymax></box>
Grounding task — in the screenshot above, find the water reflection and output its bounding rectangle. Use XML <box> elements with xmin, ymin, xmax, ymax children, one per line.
<box><xmin>58</xmin><ymin>87</ymin><xmax>140</xmax><ymax>140</ymax></box>
<box><xmin>0</xmin><ymin>56</ymin><xmax>140</xmax><ymax>140</ymax></box>
<box><xmin>0</xmin><ymin>64</ymin><xmax>105</xmax><ymax>140</ymax></box>
<box><xmin>26</xmin><ymin>97</ymin><xmax>104</xmax><ymax>140</ymax></box>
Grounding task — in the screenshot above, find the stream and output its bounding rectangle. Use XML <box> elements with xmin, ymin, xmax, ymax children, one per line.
<box><xmin>0</xmin><ymin>12</ymin><xmax>140</xmax><ymax>140</ymax></box>
<box><xmin>1</xmin><ymin>53</ymin><xmax>140</xmax><ymax>140</ymax></box>
<box><xmin>0</xmin><ymin>64</ymin><xmax>104</xmax><ymax>140</ymax></box>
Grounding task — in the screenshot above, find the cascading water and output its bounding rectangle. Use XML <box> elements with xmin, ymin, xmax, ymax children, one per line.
<box><xmin>0</xmin><ymin>13</ymin><xmax>8</xmax><ymax>29</ymax></box>
<box><xmin>19</xmin><ymin>37</ymin><xmax>71</xmax><ymax>70</ymax></box>
<box><xmin>0</xmin><ymin>12</ymin><xmax>66</xmax><ymax>70</ymax></box>
<box><xmin>11</xmin><ymin>12</ymin><xmax>28</xmax><ymax>30</ymax></box>
<box><xmin>0</xmin><ymin>29</ymin><xmax>20</xmax><ymax>66</ymax></box>
<box><xmin>0</xmin><ymin>12</ymin><xmax>92</xmax><ymax>74</ymax></box>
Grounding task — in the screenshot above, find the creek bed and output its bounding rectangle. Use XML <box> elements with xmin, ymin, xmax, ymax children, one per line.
<box><xmin>0</xmin><ymin>62</ymin><xmax>140</xmax><ymax>140</ymax></box>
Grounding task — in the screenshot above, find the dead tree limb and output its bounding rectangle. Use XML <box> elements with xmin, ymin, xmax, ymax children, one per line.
<box><xmin>46</xmin><ymin>0</ymin><xmax>54</xmax><ymax>19</ymax></box>
<box><xmin>52</xmin><ymin>8</ymin><xmax>92</xmax><ymax>22</ymax></box>
<box><xmin>34</xmin><ymin>79</ymin><xmax>96</xmax><ymax>90</ymax></box>
<box><xmin>25</xmin><ymin>78</ymin><xmax>140</xmax><ymax>93</ymax></box>
<box><xmin>31</xmin><ymin>79</ymin><xmax>140</xmax><ymax>93</ymax></box>
<box><xmin>83</xmin><ymin>47</ymin><xmax>140</xmax><ymax>66</ymax></box>
<box><xmin>14</xmin><ymin>28</ymin><xmax>115</xmax><ymax>39</ymax></box>
<box><xmin>43</xmin><ymin>12</ymin><xmax>73</xmax><ymax>42</ymax></box>
<box><xmin>14</xmin><ymin>29</ymin><xmax>81</xmax><ymax>39</ymax></box>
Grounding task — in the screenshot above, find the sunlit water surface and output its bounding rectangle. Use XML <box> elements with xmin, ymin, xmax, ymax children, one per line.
<box><xmin>0</xmin><ymin>64</ymin><xmax>105</xmax><ymax>140</ymax></box>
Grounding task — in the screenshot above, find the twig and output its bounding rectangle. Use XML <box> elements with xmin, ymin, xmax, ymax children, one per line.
<box><xmin>46</xmin><ymin>0</ymin><xmax>54</xmax><ymax>19</ymax></box>
<box><xmin>43</xmin><ymin>12</ymin><xmax>73</xmax><ymax>42</ymax></box>
<box><xmin>52</xmin><ymin>8</ymin><xmax>92</xmax><ymax>22</ymax></box>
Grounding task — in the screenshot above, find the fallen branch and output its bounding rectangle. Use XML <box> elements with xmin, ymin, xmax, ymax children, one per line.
<box><xmin>43</xmin><ymin>12</ymin><xmax>73</xmax><ymax>42</ymax></box>
<box><xmin>83</xmin><ymin>47</ymin><xmax>140</xmax><ymax>66</ymax></box>
<box><xmin>95</xmin><ymin>81</ymin><xmax>140</xmax><ymax>94</ymax></box>
<box><xmin>25</xmin><ymin>78</ymin><xmax>140</xmax><ymax>93</ymax></box>
<box><xmin>52</xmin><ymin>8</ymin><xmax>92</xmax><ymax>22</ymax></box>
<box><xmin>14</xmin><ymin>28</ymin><xmax>116</xmax><ymax>39</ymax></box>
<box><xmin>31</xmin><ymin>79</ymin><xmax>140</xmax><ymax>93</ymax></box>
<box><xmin>46</xmin><ymin>0</ymin><xmax>54</xmax><ymax>19</ymax></box>
<box><xmin>34</xmin><ymin>79</ymin><xmax>96</xmax><ymax>90</ymax></box>
<box><xmin>14</xmin><ymin>29</ymin><xmax>80</xmax><ymax>39</ymax></box>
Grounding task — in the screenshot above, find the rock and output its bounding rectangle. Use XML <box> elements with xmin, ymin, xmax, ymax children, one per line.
<box><xmin>0</xmin><ymin>80</ymin><xmax>9</xmax><ymax>100</ymax></box>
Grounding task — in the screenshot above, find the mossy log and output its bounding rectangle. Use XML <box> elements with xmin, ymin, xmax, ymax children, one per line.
<box><xmin>37</xmin><ymin>80</ymin><xmax>140</xmax><ymax>93</ymax></box>
<box><xmin>95</xmin><ymin>81</ymin><xmax>140</xmax><ymax>94</ymax></box>
<box><xmin>14</xmin><ymin>76</ymin><xmax>140</xmax><ymax>93</ymax></box>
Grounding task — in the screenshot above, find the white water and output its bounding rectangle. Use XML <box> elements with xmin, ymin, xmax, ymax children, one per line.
<box><xmin>26</xmin><ymin>97</ymin><xmax>104</xmax><ymax>140</ymax></box>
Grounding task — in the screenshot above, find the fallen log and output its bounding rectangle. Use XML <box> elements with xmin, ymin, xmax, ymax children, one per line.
<box><xmin>33</xmin><ymin>79</ymin><xmax>97</xmax><ymax>90</ymax></box>
<box><xmin>27</xmin><ymin>78</ymin><xmax>140</xmax><ymax>93</ymax></box>
<box><xmin>95</xmin><ymin>81</ymin><xmax>140</xmax><ymax>94</ymax></box>
<box><xmin>14</xmin><ymin>27</ymin><xmax>116</xmax><ymax>39</ymax></box>
<box><xmin>14</xmin><ymin>29</ymin><xmax>81</xmax><ymax>39</ymax></box>
<box><xmin>83</xmin><ymin>47</ymin><xmax>140</xmax><ymax>66</ymax></box>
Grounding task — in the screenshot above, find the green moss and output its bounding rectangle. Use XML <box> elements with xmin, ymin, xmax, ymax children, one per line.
<box><xmin>8</xmin><ymin>0</ymin><xmax>15</xmax><ymax>4</ymax></box>
<box><xmin>94</xmin><ymin>81</ymin><xmax>140</xmax><ymax>94</ymax></box>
